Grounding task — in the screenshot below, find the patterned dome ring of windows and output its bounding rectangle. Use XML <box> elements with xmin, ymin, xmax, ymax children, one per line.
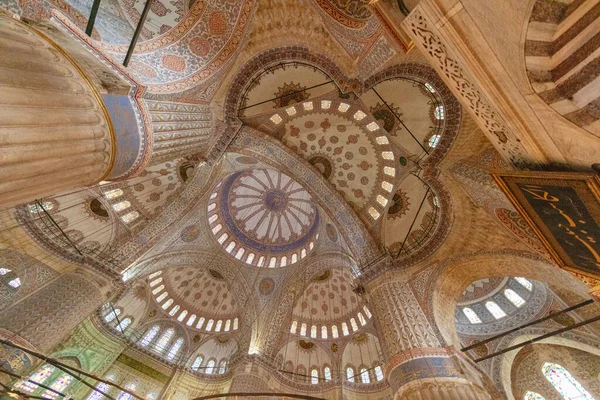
<box><xmin>146</xmin><ymin>269</ymin><xmax>241</xmax><ymax>333</ymax></box>
<box><xmin>208</xmin><ymin>169</ymin><xmax>320</xmax><ymax>267</ymax></box>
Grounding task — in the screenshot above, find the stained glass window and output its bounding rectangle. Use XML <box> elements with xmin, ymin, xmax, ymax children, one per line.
<box><xmin>224</xmin><ymin>319</ymin><xmax>231</xmax><ymax>331</ymax></box>
<box><xmin>151</xmin><ymin>285</ymin><xmax>164</xmax><ymax>295</ymax></box>
<box><xmin>116</xmin><ymin>382</ymin><xmax>137</xmax><ymax>400</ymax></box>
<box><xmin>117</xmin><ymin>317</ymin><xmax>131</xmax><ymax>332</ymax></box>
<box><xmin>15</xmin><ymin>364</ymin><xmax>54</xmax><ymax>392</ymax></box>
<box><xmin>192</xmin><ymin>356</ymin><xmax>203</xmax><ymax>370</ymax></box>
<box><xmin>346</xmin><ymin>367</ymin><xmax>355</xmax><ymax>382</ymax></box>
<box><xmin>321</xmin><ymin>326</ymin><xmax>328</xmax><ymax>339</ymax></box>
<box><xmin>168</xmin><ymin>305</ymin><xmax>180</xmax><ymax>316</ymax></box>
<box><xmin>156</xmin><ymin>292</ymin><xmax>168</xmax><ymax>302</ymax></box>
<box><xmin>155</xmin><ymin>328</ymin><xmax>174</xmax><ymax>352</ymax></box>
<box><xmin>485</xmin><ymin>301</ymin><xmax>507</xmax><ymax>319</ymax></box>
<box><xmin>324</xmin><ymin>367</ymin><xmax>331</xmax><ymax>382</ymax></box>
<box><xmin>360</xmin><ymin>368</ymin><xmax>370</xmax><ymax>384</ymax></box>
<box><xmin>42</xmin><ymin>374</ymin><xmax>72</xmax><ymax>399</ymax></box>
<box><xmin>87</xmin><ymin>383</ymin><xmax>109</xmax><ymax>400</ymax></box>
<box><xmin>434</xmin><ymin>106</ymin><xmax>445</xmax><ymax>119</ymax></box>
<box><xmin>310</xmin><ymin>325</ymin><xmax>317</xmax><ymax>339</ymax></box>
<box><xmin>515</xmin><ymin>277</ymin><xmax>533</xmax><ymax>291</ymax></box>
<box><xmin>149</xmin><ymin>278</ymin><xmax>162</xmax><ymax>287</ymax></box>
<box><xmin>375</xmin><ymin>366</ymin><xmax>384</xmax><ymax>381</ymax></box>
<box><xmin>300</xmin><ymin>323</ymin><xmax>307</xmax><ymax>336</ymax></box>
<box><xmin>342</xmin><ymin>322</ymin><xmax>349</xmax><ymax>336</ymax></box>
<box><xmin>206</xmin><ymin>360</ymin><xmax>216</xmax><ymax>374</ymax></box>
<box><xmin>121</xmin><ymin>211</ymin><xmax>140</xmax><ymax>223</ymax></box>
<box><xmin>290</xmin><ymin>320</ymin><xmax>297</xmax><ymax>334</ymax></box>
<box><xmin>140</xmin><ymin>326</ymin><xmax>159</xmax><ymax>347</ymax></box>
<box><xmin>28</xmin><ymin>201</ymin><xmax>53</xmax><ymax>214</ymax></box>
<box><xmin>187</xmin><ymin>314</ymin><xmax>196</xmax><ymax>326</ymax></box>
<box><xmin>233</xmin><ymin>318</ymin><xmax>239</xmax><ymax>330</ymax></box>
<box><xmin>196</xmin><ymin>317</ymin><xmax>205</xmax><ymax>330</ymax></box>
<box><xmin>215</xmin><ymin>320</ymin><xmax>222</xmax><ymax>332</ymax></box>
<box><xmin>350</xmin><ymin>318</ymin><xmax>359</xmax><ymax>332</ymax></box>
<box><xmin>166</xmin><ymin>338</ymin><xmax>183</xmax><ymax>360</ymax></box>
<box><xmin>428</xmin><ymin>134</ymin><xmax>441</xmax><ymax>148</ymax></box>
<box><xmin>146</xmin><ymin>393</ymin><xmax>157</xmax><ymax>400</ymax></box>
<box><xmin>161</xmin><ymin>299</ymin><xmax>173</xmax><ymax>310</ymax></box>
<box><xmin>103</xmin><ymin>189</ymin><xmax>123</xmax><ymax>199</ymax></box>
<box><xmin>358</xmin><ymin>312</ymin><xmax>366</xmax><ymax>326</ymax></box>
<box><xmin>462</xmin><ymin>307</ymin><xmax>482</xmax><ymax>324</ymax></box>
<box><xmin>206</xmin><ymin>319</ymin><xmax>214</xmax><ymax>331</ymax></box>
<box><xmin>219</xmin><ymin>360</ymin><xmax>227</xmax><ymax>374</ymax></box>
<box><xmin>524</xmin><ymin>392</ymin><xmax>546</xmax><ymax>400</ymax></box>
<box><xmin>8</xmin><ymin>277</ymin><xmax>21</xmax><ymax>288</ymax></box>
<box><xmin>112</xmin><ymin>201</ymin><xmax>131</xmax><ymax>212</ymax></box>
<box><xmin>104</xmin><ymin>308</ymin><xmax>121</xmax><ymax>323</ymax></box>
<box><xmin>542</xmin><ymin>362</ymin><xmax>594</xmax><ymax>400</ymax></box>
<box><xmin>505</xmin><ymin>289</ymin><xmax>526</xmax><ymax>307</ymax></box>
<box><xmin>363</xmin><ymin>306</ymin><xmax>372</xmax><ymax>318</ymax></box>
<box><xmin>177</xmin><ymin>310</ymin><xmax>188</xmax><ymax>322</ymax></box>
<box><xmin>311</xmin><ymin>369</ymin><xmax>319</xmax><ymax>384</ymax></box>
<box><xmin>332</xmin><ymin>325</ymin><xmax>339</xmax><ymax>338</ymax></box>
<box><xmin>0</xmin><ymin>268</ymin><xmax>10</xmax><ymax>275</ymax></box>
<box><xmin>424</xmin><ymin>82</ymin><xmax>436</xmax><ymax>93</ymax></box>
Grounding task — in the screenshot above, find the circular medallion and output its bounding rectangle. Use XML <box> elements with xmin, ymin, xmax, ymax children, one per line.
<box><xmin>208</xmin><ymin>169</ymin><xmax>320</xmax><ymax>267</ymax></box>
<box><xmin>181</xmin><ymin>225</ymin><xmax>200</xmax><ymax>242</ymax></box>
<box><xmin>259</xmin><ymin>278</ymin><xmax>275</xmax><ymax>296</ymax></box>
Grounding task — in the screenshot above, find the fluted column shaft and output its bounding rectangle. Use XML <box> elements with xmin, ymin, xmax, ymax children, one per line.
<box><xmin>145</xmin><ymin>100</ymin><xmax>212</xmax><ymax>165</ymax></box>
<box><xmin>370</xmin><ymin>280</ymin><xmax>490</xmax><ymax>400</ymax></box>
<box><xmin>0</xmin><ymin>269</ymin><xmax>108</xmax><ymax>353</ymax></box>
<box><xmin>0</xmin><ymin>15</ymin><xmax>115</xmax><ymax>208</ymax></box>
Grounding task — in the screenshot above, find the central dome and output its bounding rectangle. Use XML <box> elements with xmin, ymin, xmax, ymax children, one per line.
<box><xmin>208</xmin><ymin>169</ymin><xmax>320</xmax><ymax>267</ymax></box>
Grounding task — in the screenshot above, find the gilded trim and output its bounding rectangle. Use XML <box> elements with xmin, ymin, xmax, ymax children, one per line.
<box><xmin>17</xmin><ymin>18</ymin><xmax>117</xmax><ymax>181</ymax></box>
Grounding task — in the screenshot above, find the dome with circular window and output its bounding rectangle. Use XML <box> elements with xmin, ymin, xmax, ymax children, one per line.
<box><xmin>208</xmin><ymin>169</ymin><xmax>320</xmax><ymax>268</ymax></box>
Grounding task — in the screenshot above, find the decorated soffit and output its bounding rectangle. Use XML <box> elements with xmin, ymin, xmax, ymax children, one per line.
<box><xmin>98</xmin><ymin>0</ymin><xmax>256</xmax><ymax>93</ymax></box>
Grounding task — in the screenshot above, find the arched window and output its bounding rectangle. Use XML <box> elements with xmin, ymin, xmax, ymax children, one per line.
<box><xmin>485</xmin><ymin>301</ymin><xmax>507</xmax><ymax>319</ymax></box>
<box><xmin>350</xmin><ymin>318</ymin><xmax>359</xmax><ymax>331</ymax></box>
<box><xmin>15</xmin><ymin>364</ymin><xmax>54</xmax><ymax>392</ymax></box>
<box><xmin>290</xmin><ymin>320</ymin><xmax>297</xmax><ymax>334</ymax></box>
<box><xmin>166</xmin><ymin>338</ymin><xmax>183</xmax><ymax>361</ymax></box>
<box><xmin>310</xmin><ymin>325</ymin><xmax>317</xmax><ymax>339</ymax></box>
<box><xmin>215</xmin><ymin>320</ymin><xmax>223</xmax><ymax>332</ymax></box>
<box><xmin>192</xmin><ymin>356</ymin><xmax>203</xmax><ymax>370</ymax></box>
<box><xmin>342</xmin><ymin>322</ymin><xmax>349</xmax><ymax>336</ymax></box>
<box><xmin>104</xmin><ymin>189</ymin><xmax>123</xmax><ymax>199</ymax></box>
<box><xmin>0</xmin><ymin>268</ymin><xmax>22</xmax><ymax>288</ymax></box>
<box><xmin>87</xmin><ymin>382</ymin><xmax>110</xmax><ymax>400</ymax></box>
<box><xmin>311</xmin><ymin>369</ymin><xmax>319</xmax><ymax>384</ymax></box>
<box><xmin>187</xmin><ymin>314</ymin><xmax>196</xmax><ymax>326</ymax></box>
<box><xmin>104</xmin><ymin>308</ymin><xmax>121</xmax><ymax>323</ymax></box>
<box><xmin>168</xmin><ymin>304</ymin><xmax>180</xmax><ymax>316</ymax></box>
<box><xmin>375</xmin><ymin>365</ymin><xmax>384</xmax><ymax>381</ymax></box>
<box><xmin>524</xmin><ymin>392</ymin><xmax>547</xmax><ymax>400</ymax></box>
<box><xmin>196</xmin><ymin>317</ymin><xmax>205</xmax><ymax>330</ymax></box>
<box><xmin>151</xmin><ymin>285</ymin><xmax>164</xmax><ymax>295</ymax></box>
<box><xmin>462</xmin><ymin>307</ymin><xmax>482</xmax><ymax>324</ymax></box>
<box><xmin>155</xmin><ymin>328</ymin><xmax>174</xmax><ymax>352</ymax></box>
<box><xmin>116</xmin><ymin>382</ymin><xmax>137</xmax><ymax>400</ymax></box>
<box><xmin>112</xmin><ymin>201</ymin><xmax>131</xmax><ymax>212</ymax></box>
<box><xmin>360</xmin><ymin>368</ymin><xmax>370</xmax><ymax>384</ymax></box>
<box><xmin>218</xmin><ymin>360</ymin><xmax>227</xmax><ymax>374</ymax></box>
<box><xmin>43</xmin><ymin>374</ymin><xmax>73</xmax><ymax>399</ymax></box>
<box><xmin>515</xmin><ymin>277</ymin><xmax>533</xmax><ymax>291</ymax></box>
<box><xmin>332</xmin><ymin>325</ymin><xmax>339</xmax><ymax>338</ymax></box>
<box><xmin>122</xmin><ymin>211</ymin><xmax>140</xmax><ymax>223</ymax></box>
<box><xmin>156</xmin><ymin>292</ymin><xmax>168</xmax><ymax>302</ymax></box>
<box><xmin>28</xmin><ymin>201</ymin><xmax>53</xmax><ymax>213</ymax></box>
<box><xmin>140</xmin><ymin>326</ymin><xmax>159</xmax><ymax>347</ymax></box>
<box><xmin>224</xmin><ymin>319</ymin><xmax>231</xmax><ymax>332</ymax></box>
<box><xmin>206</xmin><ymin>360</ymin><xmax>216</xmax><ymax>374</ymax></box>
<box><xmin>434</xmin><ymin>106</ymin><xmax>445</xmax><ymax>120</ymax></box>
<box><xmin>149</xmin><ymin>277</ymin><xmax>162</xmax><ymax>287</ymax></box>
<box><xmin>161</xmin><ymin>298</ymin><xmax>173</xmax><ymax>310</ymax></box>
<box><xmin>428</xmin><ymin>134</ymin><xmax>441</xmax><ymax>148</ymax></box>
<box><xmin>324</xmin><ymin>366</ymin><xmax>332</xmax><ymax>382</ymax></box>
<box><xmin>177</xmin><ymin>310</ymin><xmax>188</xmax><ymax>322</ymax></box>
<box><xmin>300</xmin><ymin>323</ymin><xmax>307</xmax><ymax>336</ymax></box>
<box><xmin>233</xmin><ymin>318</ymin><xmax>239</xmax><ymax>330</ymax></box>
<box><xmin>504</xmin><ymin>289</ymin><xmax>526</xmax><ymax>307</ymax></box>
<box><xmin>206</xmin><ymin>319</ymin><xmax>214</xmax><ymax>331</ymax></box>
<box><xmin>321</xmin><ymin>326</ymin><xmax>328</xmax><ymax>339</ymax></box>
<box><xmin>358</xmin><ymin>312</ymin><xmax>366</xmax><ymax>326</ymax></box>
<box><xmin>363</xmin><ymin>306</ymin><xmax>372</xmax><ymax>318</ymax></box>
<box><xmin>346</xmin><ymin>367</ymin><xmax>355</xmax><ymax>382</ymax></box>
<box><xmin>542</xmin><ymin>362</ymin><xmax>594</xmax><ymax>400</ymax></box>
<box><xmin>117</xmin><ymin>317</ymin><xmax>131</xmax><ymax>332</ymax></box>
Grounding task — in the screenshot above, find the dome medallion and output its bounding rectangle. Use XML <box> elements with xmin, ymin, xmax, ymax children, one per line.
<box><xmin>208</xmin><ymin>169</ymin><xmax>320</xmax><ymax>267</ymax></box>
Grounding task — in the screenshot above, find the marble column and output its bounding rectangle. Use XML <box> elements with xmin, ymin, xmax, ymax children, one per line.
<box><xmin>0</xmin><ymin>269</ymin><xmax>110</xmax><ymax>353</ymax></box>
<box><xmin>0</xmin><ymin>15</ymin><xmax>115</xmax><ymax>209</ymax></box>
<box><xmin>369</xmin><ymin>279</ymin><xmax>490</xmax><ymax>400</ymax></box>
<box><xmin>144</xmin><ymin>100</ymin><xmax>212</xmax><ymax>165</ymax></box>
